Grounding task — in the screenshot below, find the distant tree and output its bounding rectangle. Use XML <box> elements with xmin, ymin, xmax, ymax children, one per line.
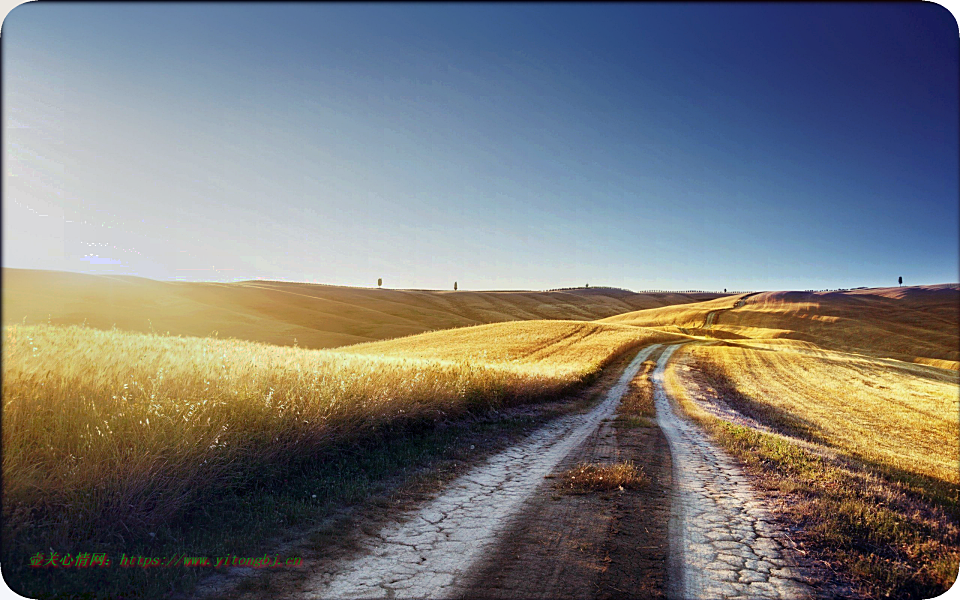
<box><xmin>378</xmin><ymin>278</ymin><xmax>382</xmax><ymax>288</ymax></box>
<box><xmin>586</xmin><ymin>283</ymin><xmax>589</xmax><ymax>288</ymax></box>
<box><xmin>898</xmin><ymin>276</ymin><xmax>902</xmax><ymax>287</ymax></box>
<box><xmin>454</xmin><ymin>281</ymin><xmax>458</xmax><ymax>291</ymax></box>
<box><xmin>724</xmin><ymin>288</ymin><xmax>727</xmax><ymax>293</ymax></box>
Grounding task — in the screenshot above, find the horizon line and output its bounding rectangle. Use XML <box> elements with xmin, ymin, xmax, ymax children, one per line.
<box><xmin>3</xmin><ymin>267</ymin><xmax>957</xmax><ymax>295</ymax></box>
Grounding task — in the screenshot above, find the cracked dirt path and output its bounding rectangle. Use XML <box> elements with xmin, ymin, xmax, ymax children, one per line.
<box><xmin>456</xmin><ymin>346</ymin><xmax>673</xmax><ymax>600</ymax></box>
<box><xmin>653</xmin><ymin>344</ymin><xmax>813</xmax><ymax>600</ymax></box>
<box><xmin>299</xmin><ymin>344</ymin><xmax>663</xmax><ymax>599</ymax></box>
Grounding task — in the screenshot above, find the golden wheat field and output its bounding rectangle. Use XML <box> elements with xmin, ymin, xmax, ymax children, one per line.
<box><xmin>3</xmin><ymin>279</ymin><xmax>958</xmax><ymax>599</ymax></box>
<box><xmin>650</xmin><ymin>286</ymin><xmax>960</xmax><ymax>495</ymax></box>
<box><xmin>605</xmin><ymin>285</ymin><xmax>959</xmax><ymax>366</ymax></box>
<box><xmin>340</xmin><ymin>320</ymin><xmax>675</xmax><ymax>377</ymax></box>
<box><xmin>680</xmin><ymin>341</ymin><xmax>959</xmax><ymax>486</ymax></box>
<box><xmin>4</xmin><ymin>284</ymin><xmax>955</xmax><ymax>538</ymax></box>
<box><xmin>600</xmin><ymin>294</ymin><xmax>743</xmax><ymax>330</ymax></box>
<box><xmin>1</xmin><ymin>320</ymin><xmax>681</xmax><ymax>539</ymax></box>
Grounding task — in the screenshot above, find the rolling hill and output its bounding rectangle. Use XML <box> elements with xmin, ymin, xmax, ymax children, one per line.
<box><xmin>1</xmin><ymin>268</ymin><xmax>723</xmax><ymax>349</ymax></box>
<box><xmin>602</xmin><ymin>285</ymin><xmax>960</xmax><ymax>367</ymax></box>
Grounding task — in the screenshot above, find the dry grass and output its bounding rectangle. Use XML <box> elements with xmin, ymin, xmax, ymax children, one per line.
<box><xmin>554</xmin><ymin>461</ymin><xmax>646</xmax><ymax>493</ymax></box>
<box><xmin>600</xmin><ymin>294</ymin><xmax>743</xmax><ymax>329</ymax></box>
<box><xmin>615</xmin><ymin>359</ymin><xmax>658</xmax><ymax>427</ymax></box>
<box><xmin>4</xmin><ymin>276</ymin><xmax>956</xmax><ymax>598</ymax></box>
<box><xmin>2</xmin><ymin>267</ymin><xmax>721</xmax><ymax>349</ymax></box>
<box><xmin>342</xmin><ymin>321</ymin><xmax>677</xmax><ymax>379</ymax></box>
<box><xmin>640</xmin><ymin>286</ymin><xmax>960</xmax><ymax>598</ymax></box>
<box><xmin>604</xmin><ymin>286</ymin><xmax>959</xmax><ymax>367</ymax></box>
<box><xmin>685</xmin><ymin>342</ymin><xmax>959</xmax><ymax>488</ymax></box>
<box><xmin>2</xmin><ymin>321</ymin><xmax>678</xmax><ymax>544</ymax></box>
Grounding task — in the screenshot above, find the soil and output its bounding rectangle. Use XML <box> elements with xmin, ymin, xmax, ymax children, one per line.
<box><xmin>455</xmin><ymin>412</ymin><xmax>673</xmax><ymax>600</ymax></box>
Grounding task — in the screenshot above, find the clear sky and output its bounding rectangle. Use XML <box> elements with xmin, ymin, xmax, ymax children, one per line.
<box><xmin>3</xmin><ymin>3</ymin><xmax>958</xmax><ymax>291</ymax></box>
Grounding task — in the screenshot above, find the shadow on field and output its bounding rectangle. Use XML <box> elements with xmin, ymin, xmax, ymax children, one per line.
<box><xmin>2</xmin><ymin>405</ymin><xmax>563</xmax><ymax>600</ymax></box>
<box><xmin>692</xmin><ymin>357</ymin><xmax>835</xmax><ymax>448</ymax></box>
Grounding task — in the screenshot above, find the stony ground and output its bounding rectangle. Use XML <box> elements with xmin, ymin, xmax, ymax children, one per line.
<box><xmin>653</xmin><ymin>344</ymin><xmax>813</xmax><ymax>600</ymax></box>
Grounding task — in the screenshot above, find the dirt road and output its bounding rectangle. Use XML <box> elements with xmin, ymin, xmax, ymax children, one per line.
<box><xmin>654</xmin><ymin>344</ymin><xmax>812</xmax><ymax>600</ymax></box>
<box><xmin>199</xmin><ymin>339</ymin><xmax>818</xmax><ymax>599</ymax></box>
<box><xmin>299</xmin><ymin>344</ymin><xmax>662</xmax><ymax>599</ymax></box>
<box><xmin>457</xmin><ymin>346</ymin><xmax>673</xmax><ymax>600</ymax></box>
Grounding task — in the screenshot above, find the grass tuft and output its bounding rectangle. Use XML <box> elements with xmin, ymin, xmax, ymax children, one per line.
<box><xmin>555</xmin><ymin>461</ymin><xmax>646</xmax><ymax>493</ymax></box>
<box><xmin>616</xmin><ymin>359</ymin><xmax>658</xmax><ymax>420</ymax></box>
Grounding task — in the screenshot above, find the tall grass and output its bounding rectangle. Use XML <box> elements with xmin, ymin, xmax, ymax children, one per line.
<box><xmin>3</xmin><ymin>322</ymin><xmax>675</xmax><ymax>543</ymax></box>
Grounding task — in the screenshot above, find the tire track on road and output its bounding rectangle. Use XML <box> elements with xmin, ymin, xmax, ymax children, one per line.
<box><xmin>300</xmin><ymin>344</ymin><xmax>663</xmax><ymax>599</ymax></box>
<box><xmin>652</xmin><ymin>345</ymin><xmax>812</xmax><ymax>600</ymax></box>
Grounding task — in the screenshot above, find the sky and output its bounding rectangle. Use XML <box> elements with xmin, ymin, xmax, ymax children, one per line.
<box><xmin>3</xmin><ymin>3</ymin><xmax>958</xmax><ymax>291</ymax></box>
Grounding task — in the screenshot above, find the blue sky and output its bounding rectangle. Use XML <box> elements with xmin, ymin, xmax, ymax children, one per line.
<box><xmin>3</xmin><ymin>3</ymin><xmax>957</xmax><ymax>291</ymax></box>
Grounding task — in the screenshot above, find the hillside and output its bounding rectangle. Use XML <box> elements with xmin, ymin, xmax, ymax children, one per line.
<box><xmin>1</xmin><ymin>268</ymin><xmax>723</xmax><ymax>349</ymax></box>
<box><xmin>602</xmin><ymin>285</ymin><xmax>960</xmax><ymax>367</ymax></box>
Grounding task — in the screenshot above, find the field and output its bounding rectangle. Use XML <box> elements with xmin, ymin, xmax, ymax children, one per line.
<box><xmin>601</xmin><ymin>294</ymin><xmax>744</xmax><ymax>331</ymax></box>
<box><xmin>2</xmin><ymin>268</ymin><xmax>721</xmax><ymax>349</ymax></box>
<box><xmin>2</xmin><ymin>280</ymin><xmax>957</xmax><ymax>599</ymax></box>
<box><xmin>2</xmin><ymin>320</ymin><xmax>682</xmax><ymax>552</ymax></box>
<box><xmin>684</xmin><ymin>341</ymin><xmax>958</xmax><ymax>486</ymax></box>
<box><xmin>605</xmin><ymin>285</ymin><xmax>960</xmax><ymax>367</ymax></box>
